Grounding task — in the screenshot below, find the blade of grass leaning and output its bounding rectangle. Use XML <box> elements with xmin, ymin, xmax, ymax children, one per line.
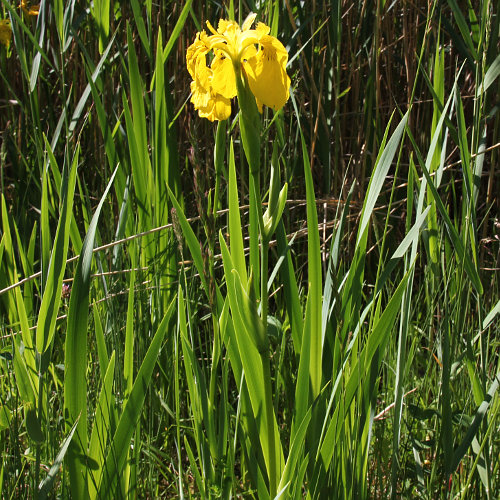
<box><xmin>316</xmin><ymin>264</ymin><xmax>414</xmax><ymax>480</ymax></box>
<box><xmin>122</xmin><ymin>247</ymin><xmax>136</xmax><ymax>495</ymax></box>
<box><xmin>12</xmin><ymin>333</ymin><xmax>37</xmax><ymax>411</ymax></box>
<box><xmin>419</xmin><ymin>141</ymin><xmax>483</xmax><ymax>294</ymax></box>
<box><xmin>129</xmin><ymin>0</ymin><xmax>151</xmax><ymax>59</ymax></box>
<box><xmin>93</xmin><ymin>306</ymin><xmax>110</xmax><ymax>381</ymax></box>
<box><xmin>152</xmin><ymin>28</ymin><xmax>168</xmax><ymax>230</ymax></box>
<box><xmin>96</xmin><ymin>298</ymin><xmax>175</xmax><ymax>498</ymax></box>
<box><xmin>173</xmin><ymin>282</ymin><xmax>185</xmax><ymax>499</ymax></box>
<box><xmin>162</xmin><ymin>0</ymin><xmax>193</xmax><ymax>63</ymax></box>
<box><xmin>28</xmin><ymin>1</ymin><xmax>45</xmax><ymax>92</ymax></box>
<box><xmin>276</xmin><ymin>400</ymin><xmax>313</xmax><ymax>496</ymax></box>
<box><xmin>52</xmin><ymin>0</ymin><xmax>64</xmax><ymax>45</ymax></box>
<box><xmin>339</xmin><ymin>113</ymin><xmax>407</xmax><ymax>354</ymax></box>
<box><xmin>14</xmin><ymin>279</ymin><xmax>37</xmax><ymax>392</ymax></box>
<box><xmin>178</xmin><ymin>285</ymin><xmax>213</xmax><ymax>496</ymax></box>
<box><xmin>391</xmin><ymin>180</ymin><xmax>431</xmax><ymax>494</ymax></box>
<box><xmin>426</xmin><ymin>44</ymin><xmax>445</xmax><ymax>275</ymax></box>
<box><xmin>322</xmin><ymin>182</ymin><xmax>355</xmax><ymax>341</ymax></box>
<box><xmin>69</xmin><ymin>30</ymin><xmax>117</xmax><ymax>135</ymax></box>
<box><xmin>300</xmin><ymin>131</ymin><xmax>322</xmax><ymax>400</ymax></box>
<box><xmin>12</xmin><ymin>219</ymin><xmax>36</xmax><ymax>317</ymax></box>
<box><xmin>338</xmin><ymin>118</ymin><xmax>392</xmax><ymax>346</ymax></box>
<box><xmin>482</xmin><ymin>299</ymin><xmax>500</xmax><ymax>330</ymax></box>
<box><xmin>478</xmin><ymin>53</ymin><xmax>500</xmax><ymax>93</ymax></box>
<box><xmin>86</xmin><ymin>66</ymin><xmax>119</xmax><ymax>174</ymax></box>
<box><xmin>90</xmin><ymin>0</ymin><xmax>110</xmax><ymax>53</ymax></box>
<box><xmin>42</xmin><ymin>132</ymin><xmax>83</xmax><ymax>255</ymax></box>
<box><xmin>276</xmin><ymin>222</ymin><xmax>303</xmax><ymax>352</ymax></box>
<box><xmin>357</xmin><ymin>112</ymin><xmax>408</xmax><ymax>245</ymax></box>
<box><xmin>184</xmin><ymin>435</ymin><xmax>204</xmax><ymax>496</ymax></box>
<box><xmin>1</xmin><ymin>197</ymin><xmax>36</xmax><ymax>385</ymax></box>
<box><xmin>228</xmin><ymin>139</ymin><xmax>248</xmax><ymax>289</ymax></box>
<box><xmin>125</xmin><ymin>24</ymin><xmax>153</xmax><ymax>240</ymax></box>
<box><xmin>451</xmin><ymin>371</ymin><xmax>500</xmax><ymax>473</ymax></box>
<box><xmin>64</xmin><ymin>166</ymin><xmax>117</xmax><ymax>497</ymax></box>
<box><xmin>167</xmin><ymin>186</ymin><xmax>214</xmax><ymax>306</ymax></box>
<box><xmin>40</xmin><ymin>149</ymin><xmax>51</xmax><ymax>291</ymax></box>
<box><xmin>38</xmin><ymin>415</ymin><xmax>80</xmax><ymax>500</ymax></box>
<box><xmin>460</xmin><ymin>391</ymin><xmax>500</xmax><ymax>500</ymax></box>
<box><xmin>87</xmin><ymin>352</ymin><xmax>116</xmax><ymax>500</ymax></box>
<box><xmin>447</xmin><ymin>0</ymin><xmax>478</xmax><ymax>61</ymax></box>
<box><xmin>406</xmin><ymin>78</ymin><xmax>483</xmax><ymax>294</ymax></box>
<box><xmin>291</xmin><ymin>293</ymin><xmax>312</xmax><ymax>446</ymax></box>
<box><xmin>36</xmin><ymin>143</ymin><xmax>78</xmax><ymax>356</ymax></box>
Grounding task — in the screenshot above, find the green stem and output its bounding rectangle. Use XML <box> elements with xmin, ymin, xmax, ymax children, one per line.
<box><xmin>35</xmin><ymin>364</ymin><xmax>44</xmax><ymax>496</ymax></box>
<box><xmin>255</xmin><ymin>168</ymin><xmax>275</xmax><ymax>496</ymax></box>
<box><xmin>260</xmin><ymin>235</ymin><xmax>269</xmax><ymax>329</ymax></box>
<box><xmin>213</xmin><ymin>119</ymin><xmax>227</xmax><ymax>215</ymax></box>
<box><xmin>249</xmin><ymin>170</ymin><xmax>261</xmax><ymax>300</ymax></box>
<box><xmin>262</xmin><ymin>355</ymin><xmax>277</xmax><ymax>497</ymax></box>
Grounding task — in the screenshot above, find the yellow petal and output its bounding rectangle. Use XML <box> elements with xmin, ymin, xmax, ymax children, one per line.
<box><xmin>198</xmin><ymin>93</ymin><xmax>231</xmax><ymax>122</ymax></box>
<box><xmin>189</xmin><ymin>66</ymin><xmax>231</xmax><ymax>121</ymax></box>
<box><xmin>186</xmin><ymin>33</ymin><xmax>208</xmax><ymax>79</ymax></box>
<box><xmin>243</xmin><ymin>36</ymin><xmax>290</xmax><ymax>112</ymax></box>
<box><xmin>0</xmin><ymin>19</ymin><xmax>12</xmax><ymax>48</ymax></box>
<box><xmin>241</xmin><ymin>13</ymin><xmax>257</xmax><ymax>32</ymax></box>
<box><xmin>190</xmin><ymin>81</ymin><xmax>211</xmax><ymax>109</ymax></box>
<box><xmin>217</xmin><ymin>19</ymin><xmax>231</xmax><ymax>34</ymax></box>
<box><xmin>211</xmin><ymin>95</ymin><xmax>232</xmax><ymax>121</ymax></box>
<box><xmin>21</xmin><ymin>1</ymin><xmax>39</xmax><ymax>16</ymax></box>
<box><xmin>211</xmin><ymin>51</ymin><xmax>237</xmax><ymax>99</ymax></box>
<box><xmin>255</xmin><ymin>22</ymin><xmax>270</xmax><ymax>37</ymax></box>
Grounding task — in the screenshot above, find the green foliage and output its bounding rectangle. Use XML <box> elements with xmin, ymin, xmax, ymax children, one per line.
<box><xmin>0</xmin><ymin>1</ymin><xmax>498</xmax><ymax>498</ymax></box>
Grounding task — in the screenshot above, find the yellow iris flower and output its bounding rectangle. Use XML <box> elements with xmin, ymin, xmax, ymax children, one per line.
<box><xmin>21</xmin><ymin>1</ymin><xmax>40</xmax><ymax>17</ymax></box>
<box><xmin>0</xmin><ymin>19</ymin><xmax>12</xmax><ymax>48</ymax></box>
<box><xmin>186</xmin><ymin>13</ymin><xmax>290</xmax><ymax>121</ymax></box>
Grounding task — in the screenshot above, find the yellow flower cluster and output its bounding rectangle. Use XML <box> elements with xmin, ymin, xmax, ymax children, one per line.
<box><xmin>21</xmin><ymin>1</ymin><xmax>39</xmax><ymax>17</ymax></box>
<box><xmin>186</xmin><ymin>14</ymin><xmax>290</xmax><ymax>121</ymax></box>
<box><xmin>0</xmin><ymin>3</ymin><xmax>39</xmax><ymax>50</ymax></box>
<box><xmin>0</xmin><ymin>19</ymin><xmax>12</xmax><ymax>48</ymax></box>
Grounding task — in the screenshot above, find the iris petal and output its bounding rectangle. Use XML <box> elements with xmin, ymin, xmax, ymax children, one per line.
<box><xmin>211</xmin><ymin>52</ymin><xmax>237</xmax><ymax>99</ymax></box>
<box><xmin>244</xmin><ymin>37</ymin><xmax>290</xmax><ymax>112</ymax></box>
<box><xmin>0</xmin><ymin>19</ymin><xmax>12</xmax><ymax>48</ymax></box>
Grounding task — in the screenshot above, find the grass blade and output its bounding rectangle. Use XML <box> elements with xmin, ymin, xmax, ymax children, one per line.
<box><xmin>38</xmin><ymin>415</ymin><xmax>80</xmax><ymax>500</ymax></box>
<box><xmin>64</xmin><ymin>166</ymin><xmax>117</xmax><ymax>497</ymax></box>
<box><xmin>87</xmin><ymin>352</ymin><xmax>116</xmax><ymax>500</ymax></box>
<box><xmin>300</xmin><ymin>131</ymin><xmax>322</xmax><ymax>399</ymax></box>
<box><xmin>36</xmin><ymin>143</ymin><xmax>78</xmax><ymax>355</ymax></box>
<box><xmin>97</xmin><ymin>298</ymin><xmax>175</xmax><ymax>498</ymax></box>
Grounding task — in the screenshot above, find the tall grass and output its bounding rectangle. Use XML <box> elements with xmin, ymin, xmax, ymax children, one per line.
<box><xmin>0</xmin><ymin>0</ymin><xmax>498</xmax><ymax>498</ymax></box>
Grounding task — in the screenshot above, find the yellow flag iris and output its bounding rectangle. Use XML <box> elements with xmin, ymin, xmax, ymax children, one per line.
<box><xmin>21</xmin><ymin>1</ymin><xmax>40</xmax><ymax>17</ymax></box>
<box><xmin>186</xmin><ymin>14</ymin><xmax>290</xmax><ymax>121</ymax></box>
<box><xmin>0</xmin><ymin>19</ymin><xmax>12</xmax><ymax>48</ymax></box>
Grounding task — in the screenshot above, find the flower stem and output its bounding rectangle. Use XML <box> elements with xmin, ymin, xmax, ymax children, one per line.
<box><xmin>249</xmin><ymin>170</ymin><xmax>261</xmax><ymax>299</ymax></box>
<box><xmin>262</xmin><ymin>355</ymin><xmax>277</xmax><ymax>496</ymax></box>
<box><xmin>260</xmin><ymin>234</ymin><xmax>269</xmax><ymax>328</ymax></box>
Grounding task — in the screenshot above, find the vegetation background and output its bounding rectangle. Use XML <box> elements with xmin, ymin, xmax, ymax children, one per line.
<box><xmin>0</xmin><ymin>0</ymin><xmax>498</xmax><ymax>498</ymax></box>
